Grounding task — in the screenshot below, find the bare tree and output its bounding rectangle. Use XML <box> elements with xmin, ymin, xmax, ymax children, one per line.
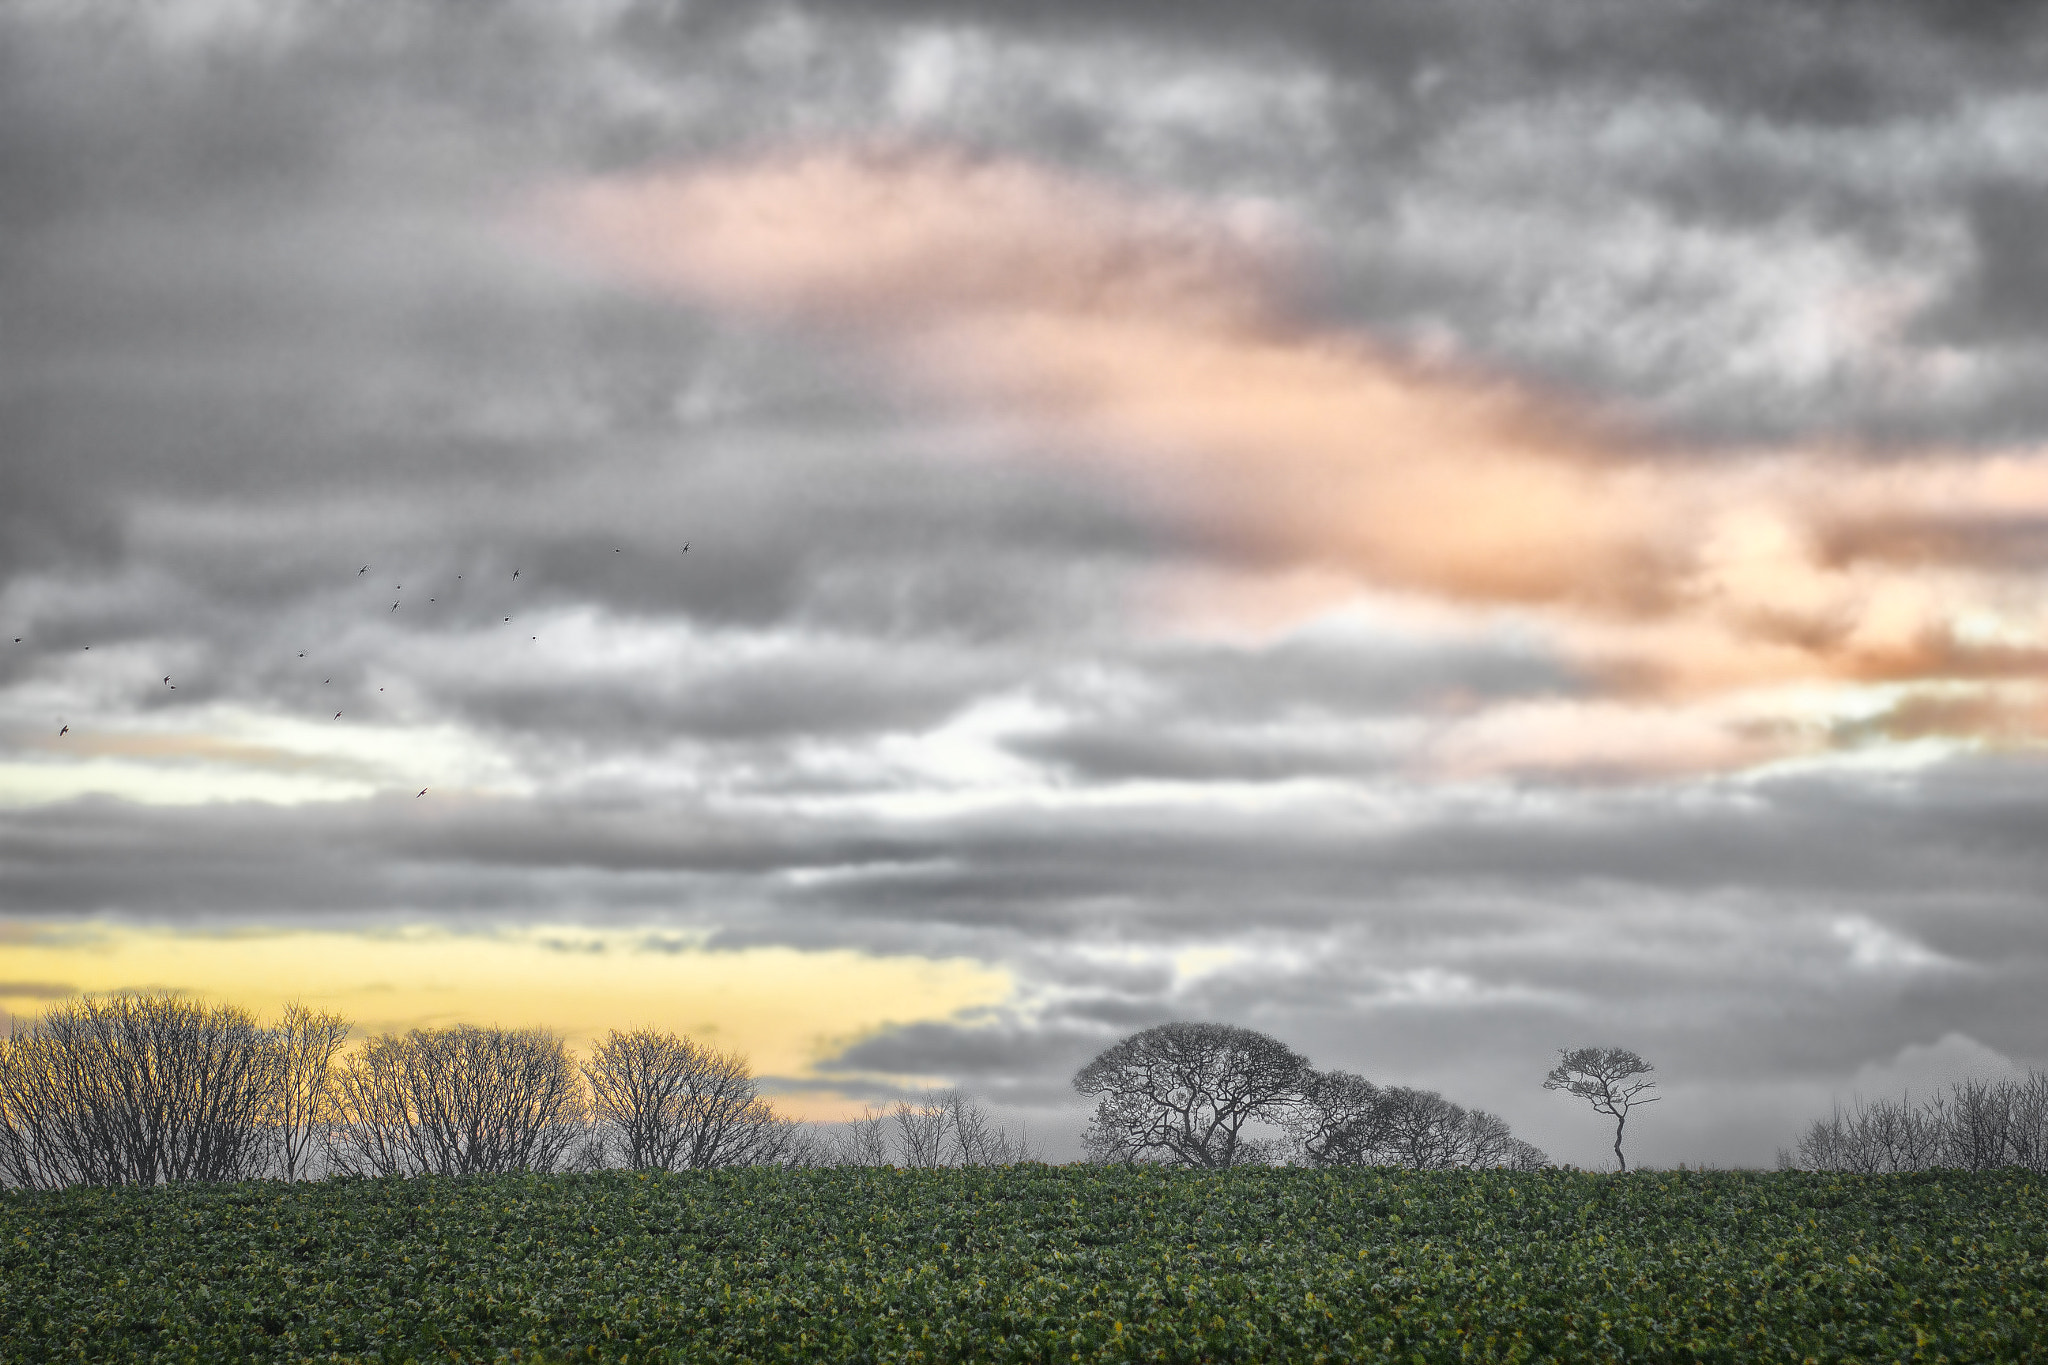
<box><xmin>820</xmin><ymin>1091</ymin><xmax>1030</xmax><ymax>1167</ymax></box>
<box><xmin>1289</xmin><ymin>1070</ymin><xmax>1546</xmax><ymax>1170</ymax></box>
<box><xmin>1458</xmin><ymin>1107</ymin><xmax>1521</xmax><ymax>1169</ymax></box>
<box><xmin>1287</xmin><ymin>1069</ymin><xmax>1387</xmax><ymax>1167</ymax></box>
<box><xmin>1544</xmin><ymin>1046</ymin><xmax>1659</xmax><ymax>1173</ymax></box>
<box><xmin>1796</xmin><ymin>1094</ymin><xmax>1944</xmax><ymax>1174</ymax></box>
<box><xmin>0</xmin><ymin>992</ymin><xmax>280</xmax><ymax>1188</ymax></box>
<box><xmin>271</xmin><ymin>1002</ymin><xmax>350</xmax><ymax>1182</ymax></box>
<box><xmin>892</xmin><ymin>1093</ymin><xmax>951</xmax><ymax>1168</ymax></box>
<box><xmin>1074</xmin><ymin>1022</ymin><xmax>1309</xmax><ymax>1168</ymax></box>
<box><xmin>1931</xmin><ymin>1077</ymin><xmax>2013</xmax><ymax>1172</ymax></box>
<box><xmin>329</xmin><ymin>1024</ymin><xmax>585</xmax><ymax>1177</ymax></box>
<box><xmin>583</xmin><ymin>1029</ymin><xmax>795</xmax><ymax>1171</ymax></box>
<box><xmin>1792</xmin><ymin>1076</ymin><xmax>2048</xmax><ymax>1175</ymax></box>
<box><xmin>832</xmin><ymin>1104</ymin><xmax>894</xmax><ymax>1166</ymax></box>
<box><xmin>944</xmin><ymin>1090</ymin><xmax>1033</xmax><ymax>1165</ymax></box>
<box><xmin>1378</xmin><ymin>1087</ymin><xmax>1474</xmax><ymax>1171</ymax></box>
<box><xmin>2009</xmin><ymin>1071</ymin><xmax>2048</xmax><ymax>1174</ymax></box>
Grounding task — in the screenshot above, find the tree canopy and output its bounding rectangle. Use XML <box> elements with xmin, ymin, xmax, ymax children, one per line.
<box><xmin>1073</xmin><ymin>1021</ymin><xmax>1311</xmax><ymax>1168</ymax></box>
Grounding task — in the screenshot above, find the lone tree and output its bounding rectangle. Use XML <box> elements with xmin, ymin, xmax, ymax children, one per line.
<box><xmin>1544</xmin><ymin>1046</ymin><xmax>1659</xmax><ymax>1173</ymax></box>
<box><xmin>1074</xmin><ymin>1022</ymin><xmax>1309</xmax><ymax>1167</ymax></box>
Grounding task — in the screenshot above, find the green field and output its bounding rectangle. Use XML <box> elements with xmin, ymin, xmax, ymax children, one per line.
<box><xmin>3</xmin><ymin>1166</ymin><xmax>2043</xmax><ymax>1363</ymax></box>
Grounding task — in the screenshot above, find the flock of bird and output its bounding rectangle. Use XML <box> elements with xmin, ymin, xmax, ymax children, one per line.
<box><xmin>19</xmin><ymin>542</ymin><xmax>692</xmax><ymax>798</ymax></box>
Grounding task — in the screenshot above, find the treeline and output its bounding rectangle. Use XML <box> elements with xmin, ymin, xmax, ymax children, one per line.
<box><xmin>0</xmin><ymin>993</ymin><xmax>1029</xmax><ymax>1190</ymax></box>
<box><xmin>1789</xmin><ymin>1073</ymin><xmax>2048</xmax><ymax>1174</ymax></box>
<box><xmin>1075</xmin><ymin>1022</ymin><xmax>1548</xmax><ymax>1170</ymax></box>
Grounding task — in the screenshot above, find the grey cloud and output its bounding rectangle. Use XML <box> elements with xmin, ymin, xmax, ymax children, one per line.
<box><xmin>1925</xmin><ymin>179</ymin><xmax>2048</xmax><ymax>346</ymax></box>
<box><xmin>0</xmin><ymin>981</ymin><xmax>77</xmax><ymax>1000</ymax></box>
<box><xmin>6</xmin><ymin>0</ymin><xmax>2048</xmax><ymax>1170</ymax></box>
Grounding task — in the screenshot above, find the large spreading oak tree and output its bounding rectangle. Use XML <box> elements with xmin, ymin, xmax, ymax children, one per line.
<box><xmin>1073</xmin><ymin>1021</ymin><xmax>1310</xmax><ymax>1168</ymax></box>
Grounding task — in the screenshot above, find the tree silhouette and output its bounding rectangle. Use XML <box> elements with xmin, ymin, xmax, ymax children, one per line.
<box><xmin>1074</xmin><ymin>1022</ymin><xmax>1309</xmax><ymax>1168</ymax></box>
<box><xmin>1544</xmin><ymin>1046</ymin><xmax>1659</xmax><ymax>1172</ymax></box>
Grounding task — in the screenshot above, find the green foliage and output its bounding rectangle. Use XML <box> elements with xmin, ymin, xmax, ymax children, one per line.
<box><xmin>3</xmin><ymin>1166</ymin><xmax>2044</xmax><ymax>1362</ymax></box>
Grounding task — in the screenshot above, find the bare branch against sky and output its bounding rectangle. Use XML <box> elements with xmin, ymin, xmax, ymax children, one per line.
<box><xmin>3</xmin><ymin>0</ymin><xmax>2047</xmax><ymax>1166</ymax></box>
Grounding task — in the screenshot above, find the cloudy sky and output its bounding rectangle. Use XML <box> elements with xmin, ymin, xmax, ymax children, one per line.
<box><xmin>5</xmin><ymin>0</ymin><xmax>2048</xmax><ymax>1167</ymax></box>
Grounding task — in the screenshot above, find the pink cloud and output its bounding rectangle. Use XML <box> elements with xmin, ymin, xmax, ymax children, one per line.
<box><xmin>553</xmin><ymin>145</ymin><xmax>2048</xmax><ymax>765</ymax></box>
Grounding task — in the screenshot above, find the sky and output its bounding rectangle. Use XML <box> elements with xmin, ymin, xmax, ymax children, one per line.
<box><xmin>4</xmin><ymin>0</ymin><xmax>2048</xmax><ymax>1169</ymax></box>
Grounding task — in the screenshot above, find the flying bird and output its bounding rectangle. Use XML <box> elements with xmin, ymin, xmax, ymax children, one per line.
<box><xmin>512</xmin><ymin>569</ymin><xmax>519</xmax><ymax>578</ymax></box>
<box><xmin>57</xmin><ymin>725</ymin><xmax>68</xmax><ymax>736</ymax></box>
<box><xmin>163</xmin><ymin>676</ymin><xmax>170</xmax><ymax>685</ymax></box>
<box><xmin>391</xmin><ymin>603</ymin><xmax>398</xmax><ymax>611</ymax></box>
<box><xmin>359</xmin><ymin>566</ymin><xmax>368</xmax><ymax>575</ymax></box>
<box><xmin>299</xmin><ymin>652</ymin><xmax>305</xmax><ymax>658</ymax></box>
<box><xmin>323</xmin><ymin>678</ymin><xmax>330</xmax><ymax>684</ymax></box>
<box><xmin>682</xmin><ymin>542</ymin><xmax>689</xmax><ymax>552</ymax></box>
<box><xmin>334</xmin><ymin>711</ymin><xmax>342</xmax><ymax>719</ymax></box>
<box><xmin>417</xmin><ymin>788</ymin><xmax>427</xmax><ymax>798</ymax></box>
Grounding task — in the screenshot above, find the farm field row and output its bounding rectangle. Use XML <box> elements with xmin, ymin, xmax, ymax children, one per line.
<box><xmin>3</xmin><ymin>1166</ymin><xmax>2044</xmax><ymax>1362</ymax></box>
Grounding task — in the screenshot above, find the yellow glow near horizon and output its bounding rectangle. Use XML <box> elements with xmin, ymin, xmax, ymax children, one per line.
<box><xmin>0</xmin><ymin>922</ymin><xmax>1012</xmax><ymax>1119</ymax></box>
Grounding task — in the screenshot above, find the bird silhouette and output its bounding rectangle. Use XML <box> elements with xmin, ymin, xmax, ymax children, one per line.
<box><xmin>163</xmin><ymin>676</ymin><xmax>170</xmax><ymax>685</ymax></box>
<box><xmin>359</xmin><ymin>566</ymin><xmax>368</xmax><ymax>575</ymax></box>
<box><xmin>391</xmin><ymin>603</ymin><xmax>398</xmax><ymax>611</ymax></box>
<box><xmin>334</xmin><ymin>711</ymin><xmax>342</xmax><ymax>719</ymax></box>
<box><xmin>299</xmin><ymin>652</ymin><xmax>305</xmax><ymax>658</ymax></box>
<box><xmin>323</xmin><ymin>678</ymin><xmax>330</xmax><ymax>684</ymax></box>
<box><xmin>512</xmin><ymin>569</ymin><xmax>519</xmax><ymax>578</ymax></box>
<box><xmin>57</xmin><ymin>725</ymin><xmax>68</xmax><ymax>736</ymax></box>
<box><xmin>682</xmin><ymin>542</ymin><xmax>689</xmax><ymax>552</ymax></box>
<box><xmin>417</xmin><ymin>788</ymin><xmax>427</xmax><ymax>798</ymax></box>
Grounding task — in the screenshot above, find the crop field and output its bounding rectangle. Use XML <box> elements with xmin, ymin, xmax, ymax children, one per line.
<box><xmin>3</xmin><ymin>1166</ymin><xmax>2044</xmax><ymax>1363</ymax></box>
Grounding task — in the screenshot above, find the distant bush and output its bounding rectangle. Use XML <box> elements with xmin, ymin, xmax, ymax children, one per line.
<box><xmin>1792</xmin><ymin>1071</ymin><xmax>2048</xmax><ymax>1174</ymax></box>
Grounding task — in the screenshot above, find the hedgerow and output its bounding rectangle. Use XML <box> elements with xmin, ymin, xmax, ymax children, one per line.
<box><xmin>4</xmin><ymin>1165</ymin><xmax>2044</xmax><ymax>1362</ymax></box>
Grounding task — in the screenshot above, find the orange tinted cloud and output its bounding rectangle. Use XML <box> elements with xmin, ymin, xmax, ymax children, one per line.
<box><xmin>555</xmin><ymin>146</ymin><xmax>2048</xmax><ymax>756</ymax></box>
